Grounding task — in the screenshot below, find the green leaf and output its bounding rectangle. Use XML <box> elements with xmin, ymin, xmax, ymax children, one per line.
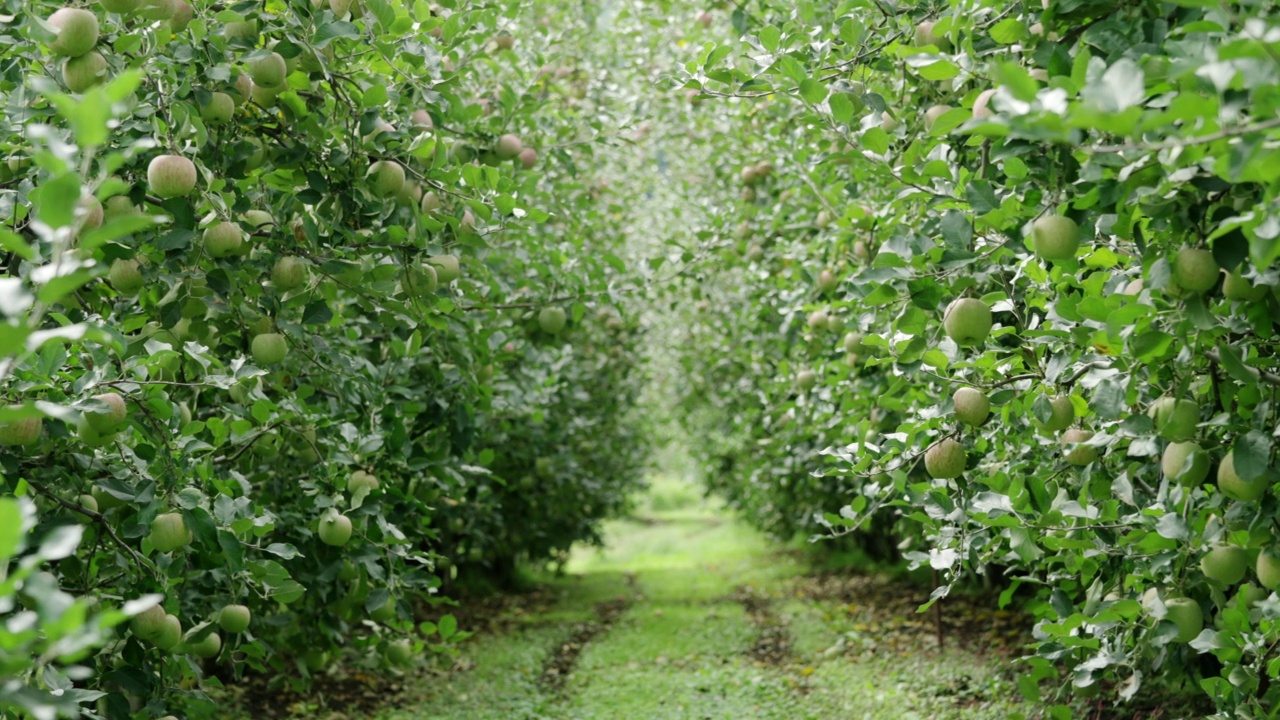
<box><xmin>30</xmin><ymin>172</ymin><xmax>82</xmax><ymax>230</ymax></box>
<box><xmin>861</xmin><ymin>127</ymin><xmax>889</xmax><ymax>155</ymax></box>
<box><xmin>302</xmin><ymin>301</ymin><xmax>333</xmax><ymax>325</ymax></box>
<box><xmin>798</xmin><ymin>78</ymin><xmax>827</xmax><ymax>105</ymax></box>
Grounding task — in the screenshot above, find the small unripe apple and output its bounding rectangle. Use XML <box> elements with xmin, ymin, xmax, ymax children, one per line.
<box><xmin>131</xmin><ymin>604</ymin><xmax>168</xmax><ymax>639</ymax></box>
<box><xmin>368</xmin><ymin>160</ymin><xmax>406</xmax><ymax>198</ymax></box>
<box><xmin>952</xmin><ymin>387</ymin><xmax>990</xmax><ymax>426</ymax></box>
<box><xmin>150</xmin><ymin>512</ymin><xmax>190</xmax><ymax>553</ymax></box>
<box><xmin>247</xmin><ymin>52</ymin><xmax>287</xmax><ymax>87</ymax></box>
<box><xmin>796</xmin><ymin>369</ymin><xmax>817</xmax><ymax>391</ymax></box>
<box><xmin>428</xmin><ymin>254</ymin><xmax>460</xmax><ymax>283</ymax></box>
<box><xmin>109</xmin><ymin>258</ymin><xmax>144</xmax><ymax>295</ymax></box>
<box><xmin>251</xmin><ymin>333</ymin><xmax>288</xmax><ymax>365</ymax></box>
<box><xmin>923</xmin><ymin>104</ymin><xmax>951</xmax><ymax>130</ymax></box>
<box><xmin>1200</xmin><ymin>544</ymin><xmax>1248</xmax><ymax>586</ymax></box>
<box><xmin>1172</xmin><ymin>247</ymin><xmax>1219</xmax><ymax>294</ymax></box>
<box><xmin>411</xmin><ymin>109</ymin><xmax>433</xmax><ymax>129</ymax></box>
<box><xmin>1033</xmin><ymin>395</ymin><xmax>1074</xmax><ymax>433</ymax></box>
<box><xmin>386</xmin><ymin>639</ymin><xmax>413</xmax><ymax>666</ymax></box>
<box><xmin>1223</xmin><ymin>269</ymin><xmax>1266</xmax><ymax>302</ymax></box>
<box><xmin>217</xmin><ymin>604</ymin><xmax>251</xmax><ymax>633</ymax></box>
<box><xmin>1031</xmin><ymin>214</ymin><xmax>1080</xmax><ymax>261</ymax></box>
<box><xmin>200</xmin><ymin>92</ymin><xmax>235</xmax><ymax>125</ymax></box>
<box><xmin>318</xmin><ymin>513</ymin><xmax>353</xmax><ymax>546</ymax></box>
<box><xmin>147</xmin><ymin>155</ymin><xmax>197</xmax><ymax>198</ymax></box>
<box><xmin>1163</xmin><ymin>598</ymin><xmax>1202</xmax><ymax>643</ymax></box>
<box><xmin>370</xmin><ymin>596</ymin><xmax>397</xmax><ymax>623</ymax></box>
<box><xmin>493</xmin><ymin>33</ymin><xmax>514</xmax><ymax>50</ymax></box>
<box><xmin>1162</xmin><ymin>441</ymin><xmax>1209</xmax><ymax>486</ymax></box>
<box><xmin>1217</xmin><ymin>451</ymin><xmax>1270</xmax><ymax>501</ymax></box>
<box><xmin>942</xmin><ymin>298</ymin><xmax>991</xmax><ymax>347</ymax></box>
<box><xmin>1148</xmin><ymin>396</ymin><xmax>1198</xmax><ymax>442</ymax></box>
<box><xmin>84</xmin><ymin>392</ymin><xmax>127</xmax><ymax>432</ymax></box>
<box><xmin>303</xmin><ymin>649</ymin><xmax>330</xmax><ymax>672</ymax></box>
<box><xmin>47</xmin><ymin>9</ymin><xmax>99</xmax><ymax>57</ymax></box>
<box><xmin>0</xmin><ymin>414</ymin><xmax>43</xmax><ymax>447</ymax></box>
<box><xmin>152</xmin><ymin>614</ymin><xmax>183</xmax><ymax>650</ymax></box>
<box><xmin>493</xmin><ymin>133</ymin><xmax>523</xmax><ymax>160</ymax></box>
<box><xmin>397</xmin><ymin>181</ymin><xmax>423</xmax><ymax>206</ymax></box>
<box><xmin>1257</xmin><ymin>548</ymin><xmax>1280</xmax><ymax>590</ymax></box>
<box><xmin>913</xmin><ymin>20</ymin><xmax>944</xmax><ymax>48</ymax></box>
<box><xmin>402</xmin><ymin>264</ymin><xmax>438</xmax><ymax>297</ymax></box>
<box><xmin>186</xmin><ymin>631</ymin><xmax>222</xmax><ymax>658</ymax></box>
<box><xmin>420</xmin><ymin>190</ymin><xmax>442</xmax><ymax>214</ymax></box>
<box><xmin>62</xmin><ymin>51</ymin><xmax>108</xmax><ymax>92</ymax></box>
<box><xmin>539</xmin><ymin>307</ymin><xmax>567</xmax><ymax>334</ymax></box>
<box><xmin>203</xmin><ymin>221</ymin><xmax>244</xmax><ymax>257</ymax></box>
<box><xmin>79</xmin><ymin>195</ymin><xmax>104</xmax><ymax>229</ymax></box>
<box><xmin>696</xmin><ymin>10</ymin><xmax>713</xmax><ymax>27</ymax></box>
<box><xmin>843</xmin><ymin>332</ymin><xmax>864</xmax><ymax>354</ymax></box>
<box><xmin>223</xmin><ymin>19</ymin><xmax>257</xmax><ymax>40</ymax></box>
<box><xmin>806</xmin><ymin>309</ymin><xmax>829</xmax><ymax>332</ymax></box>
<box><xmin>816</xmin><ymin>269</ymin><xmax>837</xmax><ymax>294</ymax></box>
<box><xmin>518</xmin><ymin>147</ymin><xmax>538</xmax><ymax>169</ymax></box>
<box><xmin>250</xmin><ymin>81</ymin><xmax>282</xmax><ymax>108</ymax></box>
<box><xmin>972</xmin><ymin>89</ymin><xmax>997</xmax><ymax>119</ymax></box>
<box><xmin>349</xmin><ymin>470</ymin><xmax>380</xmax><ymax>497</ymax></box>
<box><xmin>1060</xmin><ymin>428</ymin><xmax>1097</xmax><ymax>465</ymax></box>
<box><xmin>925</xmin><ymin>438</ymin><xmax>966</xmax><ymax>478</ymax></box>
<box><xmin>271</xmin><ymin>257</ymin><xmax>308</xmax><ymax>290</ymax></box>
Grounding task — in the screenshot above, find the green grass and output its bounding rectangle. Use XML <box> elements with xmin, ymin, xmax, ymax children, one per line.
<box><xmin>380</xmin><ymin>477</ymin><xmax>1028</xmax><ymax>720</ymax></box>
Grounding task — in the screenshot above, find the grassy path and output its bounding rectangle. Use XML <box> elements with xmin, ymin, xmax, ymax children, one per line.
<box><xmin>383</xmin><ymin>485</ymin><xmax>1027</xmax><ymax>720</ymax></box>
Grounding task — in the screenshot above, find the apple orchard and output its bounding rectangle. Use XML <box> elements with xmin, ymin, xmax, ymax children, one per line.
<box><xmin>7</xmin><ymin>0</ymin><xmax>1280</xmax><ymax>719</ymax></box>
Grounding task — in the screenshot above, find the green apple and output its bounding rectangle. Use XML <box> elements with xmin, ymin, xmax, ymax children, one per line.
<box><xmin>1033</xmin><ymin>395</ymin><xmax>1074</xmax><ymax>433</ymax></box>
<box><xmin>843</xmin><ymin>332</ymin><xmax>864</xmax><ymax>354</ymax></box>
<box><xmin>952</xmin><ymin>387</ymin><xmax>990</xmax><ymax>426</ymax></box>
<box><xmin>796</xmin><ymin>369</ymin><xmax>817</xmax><ymax>391</ymax></box>
<box><xmin>223</xmin><ymin>19</ymin><xmax>257</xmax><ymax>40</ymax></box>
<box><xmin>1257</xmin><ymin>548</ymin><xmax>1280</xmax><ymax>590</ymax></box>
<box><xmin>271</xmin><ymin>257</ymin><xmax>308</xmax><ymax>290</ymax></box>
<box><xmin>203</xmin><ymin>221</ymin><xmax>244</xmax><ymax>257</ymax></box>
<box><xmin>1223</xmin><ymin>269</ymin><xmax>1266</xmax><ymax>302</ymax></box>
<box><xmin>420</xmin><ymin>191</ymin><xmax>442</xmax><ymax>214</ymax></box>
<box><xmin>1217</xmin><ymin>451</ymin><xmax>1270</xmax><ymax>501</ymax></box>
<box><xmin>1200</xmin><ymin>544</ymin><xmax>1248</xmax><ymax>586</ymax></box>
<box><xmin>109</xmin><ymin>258</ymin><xmax>144</xmax><ymax>295</ymax></box>
<box><xmin>303</xmin><ymin>649</ymin><xmax>329</xmax><ymax>672</ymax></box>
<box><xmin>1162</xmin><ymin>441</ymin><xmax>1209</xmax><ymax>486</ymax></box>
<box><xmin>166</xmin><ymin>0</ymin><xmax>192</xmax><ymax>30</ymax></box>
<box><xmin>1031</xmin><ymin>214</ymin><xmax>1080</xmax><ymax>261</ymax></box>
<box><xmin>402</xmin><ymin>264</ymin><xmax>438</xmax><ymax>297</ymax></box>
<box><xmin>942</xmin><ymin>298</ymin><xmax>991</xmax><ymax>347</ymax></box>
<box><xmin>923</xmin><ymin>104</ymin><xmax>951</xmax><ymax>130</ymax></box>
<box><xmin>147</xmin><ymin>155</ymin><xmax>197</xmax><ymax>198</ymax></box>
<box><xmin>1172</xmin><ymin>247</ymin><xmax>1218</xmax><ymax>294</ymax></box>
<box><xmin>539</xmin><ymin>307</ymin><xmax>567</xmax><ymax>334</ymax></box>
<box><xmin>152</xmin><ymin>614</ymin><xmax>183</xmax><ymax>650</ymax></box>
<box><xmin>411</xmin><ymin>109</ymin><xmax>433</xmax><ymax>129</ymax></box>
<box><xmin>84</xmin><ymin>392</ymin><xmax>127</xmax><ymax>432</ymax></box>
<box><xmin>246</xmin><ymin>52</ymin><xmax>286</xmax><ymax>87</ymax></box>
<box><xmin>200</xmin><ymin>92</ymin><xmax>235</xmax><ymax>125</ymax></box>
<box><xmin>807</xmin><ymin>309</ymin><xmax>829</xmax><ymax>332</ymax></box>
<box><xmin>136</xmin><ymin>0</ymin><xmax>175</xmax><ymax>20</ymax></box>
<box><xmin>249</xmin><ymin>80</ymin><xmax>282</xmax><ymax>108</ymax></box>
<box><xmin>368</xmin><ymin>160</ymin><xmax>406</xmax><ymax>197</ymax></box>
<box><xmin>63</xmin><ymin>50</ymin><xmax>108</xmax><ymax>92</ymax></box>
<box><xmin>150</xmin><ymin>512</ymin><xmax>190</xmax><ymax>553</ymax></box>
<box><xmin>924</xmin><ymin>438</ymin><xmax>965</xmax><ymax>478</ymax></box>
<box><xmin>1061</xmin><ymin>428</ymin><xmax>1097</xmax><ymax>465</ymax></box>
<box><xmin>78</xmin><ymin>195</ymin><xmax>104</xmax><ymax>230</ymax></box>
<box><xmin>1163</xmin><ymin>598</ymin><xmax>1202</xmax><ymax>643</ymax></box>
<box><xmin>370</xmin><ymin>596</ymin><xmax>396</xmax><ymax>622</ymax></box>
<box><xmin>386</xmin><ymin>639</ymin><xmax>413</xmax><ymax>666</ymax></box>
<box><xmin>217</xmin><ymin>604</ymin><xmax>251</xmax><ymax>633</ymax></box>
<box><xmin>1148</xmin><ymin>396</ymin><xmax>1198</xmax><ymax>442</ymax></box>
<box><xmin>47</xmin><ymin>9</ymin><xmax>99</xmax><ymax>57</ymax></box>
<box><xmin>0</xmin><ymin>415</ymin><xmax>43</xmax><ymax>447</ymax></box>
<box><xmin>251</xmin><ymin>333</ymin><xmax>288</xmax><ymax>365</ymax></box>
<box><xmin>131</xmin><ymin>604</ymin><xmax>168</xmax><ymax>639</ymax></box>
<box><xmin>318</xmin><ymin>513</ymin><xmax>353</xmax><ymax>546</ymax></box>
<box><xmin>186</xmin><ymin>631</ymin><xmax>222</xmax><ymax>658</ymax></box>
<box><xmin>349</xmin><ymin>470</ymin><xmax>380</xmax><ymax>497</ymax></box>
<box><xmin>518</xmin><ymin>147</ymin><xmax>538</xmax><ymax>169</ymax></box>
<box><xmin>913</xmin><ymin>20</ymin><xmax>948</xmax><ymax>49</ymax></box>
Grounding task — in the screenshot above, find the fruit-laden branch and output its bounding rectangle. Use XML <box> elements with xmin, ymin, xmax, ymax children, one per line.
<box><xmin>1205</xmin><ymin>348</ymin><xmax>1280</xmax><ymax>387</ymax></box>
<box><xmin>24</xmin><ymin>478</ymin><xmax>155</xmax><ymax>577</ymax></box>
<box><xmin>214</xmin><ymin>420</ymin><xmax>287</xmax><ymax>464</ymax></box>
